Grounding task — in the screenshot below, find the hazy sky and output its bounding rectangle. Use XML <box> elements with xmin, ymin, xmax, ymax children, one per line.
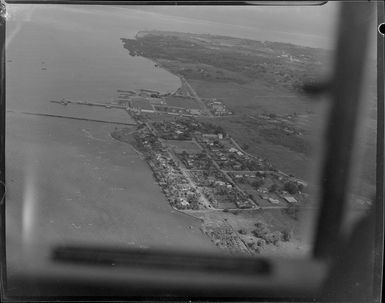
<box><xmin>8</xmin><ymin>2</ymin><xmax>376</xmax><ymax>54</ymax></box>
<box><xmin>128</xmin><ymin>3</ymin><xmax>376</xmax><ymax>57</ymax></box>
<box><xmin>132</xmin><ymin>3</ymin><xmax>340</xmax><ymax>47</ymax></box>
<box><xmin>8</xmin><ymin>2</ymin><xmax>339</xmax><ymax>46</ymax></box>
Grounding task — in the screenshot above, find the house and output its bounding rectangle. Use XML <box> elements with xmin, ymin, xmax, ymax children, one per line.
<box><xmin>233</xmin><ymin>164</ymin><xmax>242</xmax><ymax>170</ymax></box>
<box><xmin>206</xmin><ymin>175</ymin><xmax>215</xmax><ymax>181</ymax></box>
<box><xmin>179</xmin><ymin>198</ymin><xmax>190</xmax><ymax>207</ymax></box>
<box><xmin>214</xmin><ymin>180</ymin><xmax>226</xmax><ymax>187</ymax></box>
<box><xmin>296</xmin><ymin>180</ymin><xmax>308</xmax><ymax>187</ymax></box>
<box><xmin>259</xmin><ymin>188</ymin><xmax>268</xmax><ymax>194</ymax></box>
<box><xmin>268</xmin><ymin>198</ymin><xmax>280</xmax><ymax>204</ymax></box>
<box><xmin>283</xmin><ymin>196</ymin><xmax>298</xmax><ymax>203</ymax></box>
<box><xmin>189</xmin><ymin>109</ymin><xmax>201</xmax><ymax>115</ymax></box>
<box><xmin>202</xmin><ymin>133</ymin><xmax>218</xmax><ymax>139</ymax></box>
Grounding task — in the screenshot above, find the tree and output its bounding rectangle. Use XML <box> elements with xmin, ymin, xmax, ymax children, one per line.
<box><xmin>255</xmin><ymin>171</ymin><xmax>265</xmax><ymax>178</ymax></box>
<box><xmin>197</xmin><ymin>152</ymin><xmax>206</xmax><ymax>159</ymax></box>
<box><xmin>269</xmin><ymin>184</ymin><xmax>278</xmax><ymax>193</ymax></box>
<box><xmin>284</xmin><ymin>181</ymin><xmax>299</xmax><ymax>194</ymax></box>
<box><xmin>252</xmin><ymin>179</ymin><xmax>264</xmax><ymax>189</ymax></box>
<box><xmin>253</xmin><ymin>222</ymin><xmax>269</xmax><ymax>237</ymax></box>
<box><xmin>264</xmin><ymin>231</ymin><xmax>282</xmax><ymax>245</ymax></box>
<box><xmin>255</xmin><ymin>238</ymin><xmax>266</xmax><ymax>247</ymax></box>
<box><xmin>229</xmin><ymin>153</ymin><xmax>237</xmax><ymax>160</ymax></box>
<box><xmin>214</xmin><ymin>126</ymin><xmax>225</xmax><ymax>135</ymax></box>
<box><xmin>250</xmin><ymin>243</ymin><xmax>262</xmax><ymax>254</ymax></box>
<box><xmin>254</xmin><ymin>222</ymin><xmax>265</xmax><ymax>229</ymax></box>
<box><xmin>284</xmin><ymin>204</ymin><xmax>300</xmax><ymax>220</ymax></box>
<box><xmin>239</xmin><ymin>177</ymin><xmax>247</xmax><ymax>184</ymax></box>
<box><xmin>298</xmin><ymin>183</ymin><xmax>304</xmax><ymax>192</ymax></box>
<box><xmin>282</xmin><ymin>230</ymin><xmax>293</xmax><ymax>242</ymax></box>
<box><xmin>238</xmin><ymin>228</ymin><xmax>247</xmax><ymax>235</ymax></box>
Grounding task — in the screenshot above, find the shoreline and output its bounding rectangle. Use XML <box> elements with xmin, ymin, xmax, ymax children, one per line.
<box><xmin>132</xmin><ymin>31</ymin><xmax>183</xmax><ymax>96</ymax></box>
<box><xmin>145</xmin><ymin>57</ymin><xmax>183</xmax><ymax>97</ymax></box>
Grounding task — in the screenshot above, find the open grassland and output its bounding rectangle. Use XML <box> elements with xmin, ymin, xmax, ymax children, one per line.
<box><xmin>166</xmin><ymin>140</ymin><xmax>202</xmax><ymax>154</ymax></box>
<box><xmin>165</xmin><ymin>95</ymin><xmax>202</xmax><ymax>109</ymax></box>
<box><xmin>131</xmin><ymin>99</ymin><xmax>153</xmax><ymax>110</ymax></box>
<box><xmin>187</xmin><ymin>79</ymin><xmax>313</xmax><ymax>116</ymax></box>
<box><xmin>197</xmin><ymin>115</ymin><xmax>311</xmax><ymax>179</ymax></box>
<box><xmin>121</xmin><ymin>31</ymin><xmax>331</xmax><ymax>94</ymax></box>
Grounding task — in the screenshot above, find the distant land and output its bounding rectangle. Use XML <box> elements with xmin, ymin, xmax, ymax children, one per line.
<box><xmin>122</xmin><ymin>30</ymin><xmax>331</xmax><ymax>94</ymax></box>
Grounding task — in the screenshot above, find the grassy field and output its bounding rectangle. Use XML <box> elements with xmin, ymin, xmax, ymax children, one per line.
<box><xmin>198</xmin><ymin>115</ymin><xmax>312</xmax><ymax>179</ymax></box>
<box><xmin>121</xmin><ymin>31</ymin><xmax>330</xmax><ymax>94</ymax></box>
<box><xmin>259</xmin><ymin>127</ymin><xmax>312</xmax><ymax>156</ymax></box>
<box><xmin>131</xmin><ymin>98</ymin><xmax>153</xmax><ymax>110</ymax></box>
<box><xmin>165</xmin><ymin>95</ymin><xmax>201</xmax><ymax>109</ymax></box>
<box><xmin>166</xmin><ymin>140</ymin><xmax>202</xmax><ymax>153</ymax></box>
<box><xmin>188</xmin><ymin>79</ymin><xmax>313</xmax><ymax>116</ymax></box>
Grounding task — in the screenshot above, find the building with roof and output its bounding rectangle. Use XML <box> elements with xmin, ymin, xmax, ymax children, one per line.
<box><xmin>283</xmin><ymin>196</ymin><xmax>298</xmax><ymax>203</ymax></box>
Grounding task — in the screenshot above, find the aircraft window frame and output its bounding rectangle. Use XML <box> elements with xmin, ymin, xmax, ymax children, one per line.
<box><xmin>0</xmin><ymin>0</ymin><xmax>383</xmax><ymax>301</ymax></box>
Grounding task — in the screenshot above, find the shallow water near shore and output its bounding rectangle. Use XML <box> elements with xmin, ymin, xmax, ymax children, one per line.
<box><xmin>5</xmin><ymin>5</ymin><xmax>220</xmax><ymax>280</ymax></box>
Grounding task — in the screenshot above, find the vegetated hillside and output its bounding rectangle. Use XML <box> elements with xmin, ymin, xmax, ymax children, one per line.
<box><xmin>121</xmin><ymin>30</ymin><xmax>331</xmax><ymax>93</ymax></box>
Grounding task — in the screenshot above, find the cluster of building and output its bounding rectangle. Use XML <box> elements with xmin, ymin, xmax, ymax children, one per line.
<box><xmin>134</xmin><ymin>117</ymin><xmax>307</xmax><ymax>210</ymax></box>
<box><xmin>188</xmin><ymin>170</ymin><xmax>254</xmax><ymax>209</ymax></box>
<box><xmin>154</xmin><ymin>105</ymin><xmax>193</xmax><ymax>116</ymax></box>
<box><xmin>152</xmin><ymin>120</ymin><xmax>193</xmax><ymax>140</ymax></box>
<box><xmin>228</xmin><ymin>171</ymin><xmax>306</xmax><ymax>206</ymax></box>
<box><xmin>147</xmin><ymin>119</ymin><xmax>257</xmax><ymax>209</ymax></box>
<box><xmin>176</xmin><ymin>152</ymin><xmax>212</xmax><ymax>170</ymax></box>
<box><xmin>117</xmin><ymin>89</ymin><xmax>165</xmax><ymax>100</ymax></box>
<box><xmin>114</xmin><ymin>89</ymin><xmax>205</xmax><ymax>116</ymax></box>
<box><xmin>189</xmin><ymin>170</ymin><xmax>227</xmax><ymax>187</ymax></box>
<box><xmin>196</xmin><ymin>135</ymin><xmax>274</xmax><ymax>172</ymax></box>
<box><xmin>205</xmin><ymin>99</ymin><xmax>233</xmax><ymax>116</ymax></box>
<box><xmin>259</xmin><ymin>113</ymin><xmax>303</xmax><ymax>136</ymax></box>
<box><xmin>135</xmin><ymin>127</ymin><xmax>201</xmax><ymax>210</ymax></box>
<box><xmin>203</xmin><ymin>223</ymin><xmax>250</xmax><ymax>254</ymax></box>
<box><xmin>153</xmin><ymin>119</ymin><xmax>223</xmax><ymax>141</ymax></box>
<box><xmin>115</xmin><ymin>87</ymin><xmax>232</xmax><ymax>118</ymax></box>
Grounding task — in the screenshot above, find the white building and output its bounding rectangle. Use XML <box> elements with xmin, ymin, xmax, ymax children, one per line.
<box><xmin>283</xmin><ymin>196</ymin><xmax>298</xmax><ymax>203</ymax></box>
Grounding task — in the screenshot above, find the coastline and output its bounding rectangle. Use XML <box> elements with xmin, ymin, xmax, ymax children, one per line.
<box><xmin>144</xmin><ymin>57</ymin><xmax>183</xmax><ymax>96</ymax></box>
<box><xmin>131</xmin><ymin>31</ymin><xmax>183</xmax><ymax>97</ymax></box>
